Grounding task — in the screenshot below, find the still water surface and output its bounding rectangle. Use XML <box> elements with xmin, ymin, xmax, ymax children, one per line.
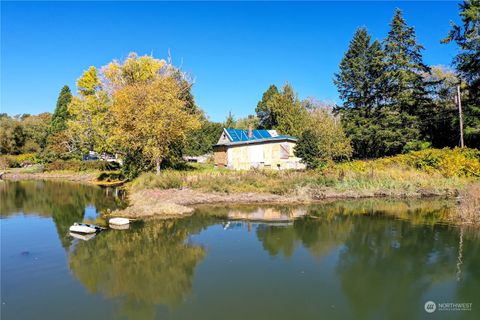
<box><xmin>1</xmin><ymin>180</ymin><xmax>479</xmax><ymax>320</ymax></box>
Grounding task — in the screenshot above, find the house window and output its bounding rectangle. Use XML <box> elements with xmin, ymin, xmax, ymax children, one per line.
<box><xmin>280</xmin><ymin>143</ymin><xmax>290</xmax><ymax>159</ymax></box>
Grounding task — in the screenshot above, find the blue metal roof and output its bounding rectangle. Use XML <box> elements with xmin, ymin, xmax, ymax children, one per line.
<box><xmin>224</xmin><ymin>128</ymin><xmax>297</xmax><ymax>142</ymax></box>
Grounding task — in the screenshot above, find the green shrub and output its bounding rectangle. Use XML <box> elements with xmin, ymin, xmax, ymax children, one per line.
<box><xmin>97</xmin><ymin>171</ymin><xmax>125</xmax><ymax>182</ymax></box>
<box><xmin>402</xmin><ymin>140</ymin><xmax>431</xmax><ymax>153</ymax></box>
<box><xmin>0</xmin><ymin>153</ymin><xmax>38</xmax><ymax>168</ymax></box>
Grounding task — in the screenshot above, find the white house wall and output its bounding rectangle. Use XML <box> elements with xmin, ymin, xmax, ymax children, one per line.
<box><xmin>225</xmin><ymin>141</ymin><xmax>305</xmax><ymax>170</ymax></box>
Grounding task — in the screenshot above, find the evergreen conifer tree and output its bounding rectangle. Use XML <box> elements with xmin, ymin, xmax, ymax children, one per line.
<box><xmin>48</xmin><ymin>85</ymin><xmax>72</xmax><ymax>136</ymax></box>
<box><xmin>255</xmin><ymin>85</ymin><xmax>279</xmax><ymax>129</ymax></box>
<box><xmin>383</xmin><ymin>8</ymin><xmax>430</xmax><ymax>115</ymax></box>
<box><xmin>294</xmin><ymin>129</ymin><xmax>322</xmax><ymax>169</ymax></box>
<box><xmin>334</xmin><ymin>28</ymin><xmax>387</xmax><ymax>157</ymax></box>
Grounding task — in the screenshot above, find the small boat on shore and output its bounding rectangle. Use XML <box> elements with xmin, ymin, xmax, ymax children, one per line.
<box><xmin>69</xmin><ymin>223</ymin><xmax>105</xmax><ymax>234</ymax></box>
<box><xmin>109</xmin><ymin>217</ymin><xmax>130</xmax><ymax>226</ymax></box>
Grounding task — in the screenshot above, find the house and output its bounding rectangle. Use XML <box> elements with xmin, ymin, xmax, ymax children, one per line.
<box><xmin>213</xmin><ymin>127</ymin><xmax>305</xmax><ymax>170</ymax></box>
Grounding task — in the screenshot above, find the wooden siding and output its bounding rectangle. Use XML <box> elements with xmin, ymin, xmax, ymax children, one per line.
<box><xmin>213</xmin><ymin>146</ymin><xmax>228</xmax><ymax>167</ymax></box>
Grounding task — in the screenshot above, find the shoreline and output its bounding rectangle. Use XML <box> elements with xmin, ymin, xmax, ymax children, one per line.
<box><xmin>2</xmin><ymin>171</ymin><xmax>98</xmax><ymax>183</ymax></box>
<box><xmin>111</xmin><ymin>187</ymin><xmax>458</xmax><ymax>219</ymax></box>
<box><xmin>3</xmin><ymin>172</ymin><xmax>478</xmax><ymax>225</ymax></box>
<box><xmin>112</xmin><ymin>187</ymin><xmax>479</xmax><ymax>226</ymax></box>
<box><xmin>3</xmin><ymin>171</ymin><xmax>459</xmax><ymax>201</ymax></box>
<box><xmin>1</xmin><ymin>171</ymin><xmax>125</xmax><ymax>186</ymax></box>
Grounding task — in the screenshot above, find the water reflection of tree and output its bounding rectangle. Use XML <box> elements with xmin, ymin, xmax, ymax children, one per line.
<box><xmin>68</xmin><ymin>216</ymin><xmax>218</xmax><ymax>320</ymax></box>
<box><xmin>252</xmin><ymin>202</ymin><xmax>480</xmax><ymax>318</ymax></box>
<box><xmin>294</xmin><ymin>215</ymin><xmax>353</xmax><ymax>259</ymax></box>
<box><xmin>255</xmin><ymin>216</ymin><xmax>352</xmax><ymax>259</ymax></box>
<box><xmin>335</xmin><ymin>217</ymin><xmax>469</xmax><ymax>319</ymax></box>
<box><xmin>255</xmin><ymin>212</ymin><xmax>353</xmax><ymax>259</ymax></box>
<box><xmin>454</xmin><ymin>229</ymin><xmax>480</xmax><ymax>312</ymax></box>
<box><xmin>255</xmin><ymin>199</ymin><xmax>458</xmax><ymax>259</ymax></box>
<box><xmin>0</xmin><ymin>180</ymin><xmax>126</xmax><ymax>248</ymax></box>
<box><xmin>257</xmin><ymin>225</ymin><xmax>298</xmax><ymax>257</ymax></box>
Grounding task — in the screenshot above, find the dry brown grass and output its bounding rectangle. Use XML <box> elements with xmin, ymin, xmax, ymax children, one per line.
<box><xmin>111</xmin><ymin>190</ymin><xmax>194</xmax><ymax>219</ymax></box>
<box><xmin>454</xmin><ymin>183</ymin><xmax>480</xmax><ymax>225</ymax></box>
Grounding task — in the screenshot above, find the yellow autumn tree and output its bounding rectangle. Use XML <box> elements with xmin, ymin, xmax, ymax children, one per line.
<box><xmin>66</xmin><ymin>53</ymin><xmax>200</xmax><ymax>174</ymax></box>
<box><xmin>104</xmin><ymin>53</ymin><xmax>200</xmax><ymax>174</ymax></box>
<box><xmin>303</xmin><ymin>99</ymin><xmax>353</xmax><ymax>160</ymax></box>
<box><xmin>102</xmin><ymin>53</ymin><xmax>168</xmax><ymax>89</ymax></box>
<box><xmin>112</xmin><ymin>76</ymin><xmax>199</xmax><ymax>174</ymax></box>
<box><xmin>67</xmin><ymin>66</ymin><xmax>113</xmax><ymax>154</ymax></box>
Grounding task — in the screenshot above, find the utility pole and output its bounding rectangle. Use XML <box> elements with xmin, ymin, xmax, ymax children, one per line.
<box><xmin>457</xmin><ymin>84</ymin><xmax>465</xmax><ymax>148</ymax></box>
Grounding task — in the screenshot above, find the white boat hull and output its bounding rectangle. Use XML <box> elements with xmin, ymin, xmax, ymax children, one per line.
<box><xmin>69</xmin><ymin>225</ymin><xmax>96</xmax><ymax>234</ymax></box>
<box><xmin>109</xmin><ymin>217</ymin><xmax>130</xmax><ymax>226</ymax></box>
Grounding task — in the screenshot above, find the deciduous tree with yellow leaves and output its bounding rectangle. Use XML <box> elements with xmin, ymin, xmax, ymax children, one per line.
<box><xmin>67</xmin><ymin>66</ymin><xmax>112</xmax><ymax>154</ymax></box>
<box><xmin>67</xmin><ymin>53</ymin><xmax>200</xmax><ymax>175</ymax></box>
<box><xmin>112</xmin><ymin>75</ymin><xmax>200</xmax><ymax>174</ymax></box>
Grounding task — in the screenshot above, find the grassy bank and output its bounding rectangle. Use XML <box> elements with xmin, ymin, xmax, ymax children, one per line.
<box><xmin>2</xmin><ymin>167</ymin><xmax>102</xmax><ymax>184</ymax></box>
<box><xmin>0</xmin><ymin>156</ymin><xmax>125</xmax><ymax>186</ymax></box>
<box><xmin>131</xmin><ymin>148</ymin><xmax>480</xmax><ymax>198</ymax></box>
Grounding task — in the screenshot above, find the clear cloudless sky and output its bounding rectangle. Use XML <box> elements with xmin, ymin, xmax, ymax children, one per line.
<box><xmin>1</xmin><ymin>1</ymin><xmax>461</xmax><ymax>122</ymax></box>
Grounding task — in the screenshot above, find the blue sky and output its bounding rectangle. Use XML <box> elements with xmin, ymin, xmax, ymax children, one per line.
<box><xmin>2</xmin><ymin>1</ymin><xmax>460</xmax><ymax>122</ymax></box>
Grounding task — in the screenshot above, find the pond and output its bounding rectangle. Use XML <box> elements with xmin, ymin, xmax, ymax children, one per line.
<box><xmin>1</xmin><ymin>180</ymin><xmax>479</xmax><ymax>320</ymax></box>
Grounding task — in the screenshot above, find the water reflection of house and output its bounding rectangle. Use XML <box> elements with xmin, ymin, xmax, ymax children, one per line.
<box><xmin>213</xmin><ymin>128</ymin><xmax>305</xmax><ymax>170</ymax></box>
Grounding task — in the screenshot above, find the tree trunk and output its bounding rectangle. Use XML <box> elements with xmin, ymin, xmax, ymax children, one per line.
<box><xmin>156</xmin><ymin>158</ymin><xmax>161</xmax><ymax>175</ymax></box>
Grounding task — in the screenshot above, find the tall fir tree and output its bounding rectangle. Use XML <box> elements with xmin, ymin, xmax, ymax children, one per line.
<box><xmin>443</xmin><ymin>0</ymin><xmax>480</xmax><ymax>147</ymax></box>
<box><xmin>48</xmin><ymin>85</ymin><xmax>72</xmax><ymax>136</ymax></box>
<box><xmin>255</xmin><ymin>85</ymin><xmax>279</xmax><ymax>129</ymax></box>
<box><xmin>334</xmin><ymin>28</ymin><xmax>379</xmax><ymax>110</ymax></box>
<box><xmin>334</xmin><ymin>12</ymin><xmax>434</xmax><ymax>157</ymax></box>
<box><xmin>382</xmin><ymin>8</ymin><xmax>431</xmax><ymax>154</ymax></box>
<box><xmin>367</xmin><ymin>40</ymin><xmax>388</xmax><ymax>109</ymax></box>
<box><xmin>383</xmin><ymin>8</ymin><xmax>430</xmax><ymax>114</ymax></box>
<box><xmin>333</xmin><ymin>28</ymin><xmax>388</xmax><ymax>158</ymax></box>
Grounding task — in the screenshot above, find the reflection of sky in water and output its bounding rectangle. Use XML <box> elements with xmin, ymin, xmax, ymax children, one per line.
<box><xmin>83</xmin><ymin>205</ymin><xmax>98</xmax><ymax>220</ymax></box>
<box><xmin>391</xmin><ymin>239</ymin><xmax>401</xmax><ymax>249</ymax></box>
